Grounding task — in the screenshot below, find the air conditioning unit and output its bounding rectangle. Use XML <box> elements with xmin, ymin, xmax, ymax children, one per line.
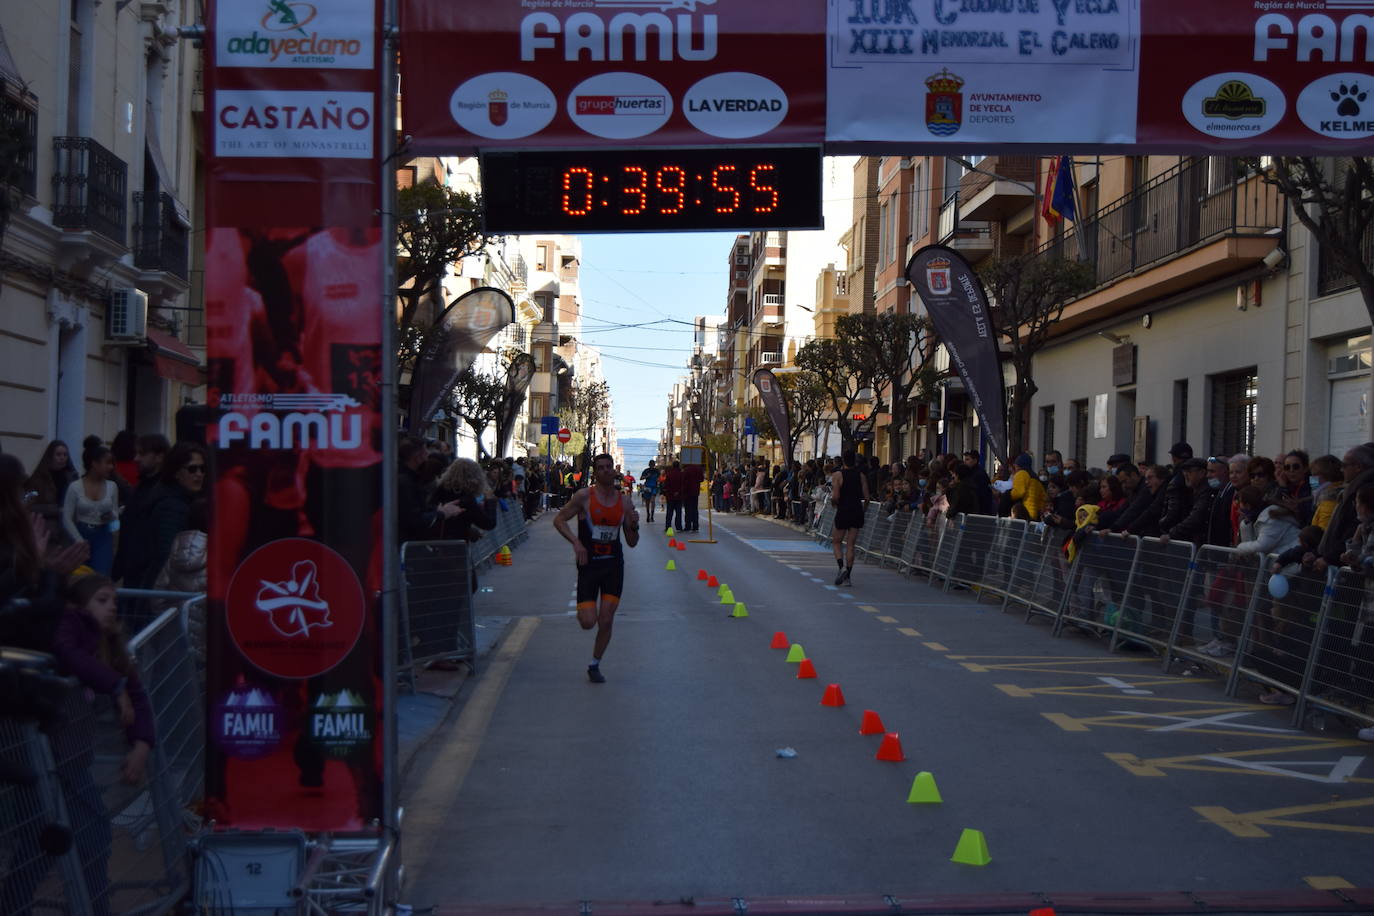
<box><xmin>107</xmin><ymin>288</ymin><xmax>148</xmax><ymax>343</ymax></box>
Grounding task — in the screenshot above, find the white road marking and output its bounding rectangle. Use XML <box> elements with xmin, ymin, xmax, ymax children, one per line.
<box><xmin>1197</xmin><ymin>756</ymin><xmax>1365</xmax><ymax>784</ymax></box>
<box><xmin>1119</xmin><ymin>710</ymin><xmax>1303</xmax><ymax>734</ymax></box>
<box><xmin>1098</xmin><ymin>676</ymin><xmax>1153</xmax><ymax>696</ymax></box>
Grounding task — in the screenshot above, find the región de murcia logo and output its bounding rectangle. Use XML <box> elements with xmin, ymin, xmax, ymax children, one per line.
<box><xmin>255</xmin><ymin>560</ymin><xmax>333</xmax><ymax>639</ymax></box>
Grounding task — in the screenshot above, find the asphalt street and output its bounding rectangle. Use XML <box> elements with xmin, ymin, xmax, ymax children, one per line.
<box><xmin>400</xmin><ymin>508</ymin><xmax>1374</xmax><ymax>912</ymax></box>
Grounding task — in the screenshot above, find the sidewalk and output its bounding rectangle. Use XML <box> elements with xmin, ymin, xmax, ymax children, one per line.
<box><xmin>396</xmin><ymin>511</ymin><xmax>558</xmax><ymax>775</ymax></box>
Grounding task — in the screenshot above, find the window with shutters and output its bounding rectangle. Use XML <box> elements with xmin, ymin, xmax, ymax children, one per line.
<box><xmin>1209</xmin><ymin>368</ymin><xmax>1257</xmax><ymax>458</ymax></box>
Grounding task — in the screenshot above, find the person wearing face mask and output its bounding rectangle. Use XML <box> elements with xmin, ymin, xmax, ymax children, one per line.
<box><xmin>1042</xmin><ymin>450</ymin><xmax>1064</xmax><ymax>479</ymax></box>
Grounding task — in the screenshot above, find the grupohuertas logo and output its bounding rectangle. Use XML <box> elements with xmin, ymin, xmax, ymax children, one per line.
<box><xmin>219</xmin><ymin>0</ymin><xmax>372</xmax><ymax>69</ymax></box>
<box><xmin>310</xmin><ymin>689</ymin><xmax>371</xmax><ymax>756</ymax></box>
<box><xmin>217</xmin><ymin>393</ymin><xmax>363</xmax><ymax>450</ymax></box>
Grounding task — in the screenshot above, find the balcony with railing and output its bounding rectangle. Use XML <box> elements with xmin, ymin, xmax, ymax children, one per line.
<box><xmin>1317</xmin><ymin>224</ymin><xmax>1373</xmax><ymax>298</ymax></box>
<box><xmin>133</xmin><ymin>191</ymin><xmax>189</xmax><ymax>280</ymax></box>
<box><xmin>1</xmin><ymin>93</ymin><xmax>38</xmax><ymax>201</ymax></box>
<box><xmin>52</xmin><ymin>136</ymin><xmax>127</xmax><ymax>247</ymax></box>
<box><xmin>1036</xmin><ymin>156</ymin><xmax>1284</xmax><ymax>334</ymax></box>
<box><xmin>937</xmin><ymin>191</ymin><xmax>993</xmax><ymax>262</ymax></box>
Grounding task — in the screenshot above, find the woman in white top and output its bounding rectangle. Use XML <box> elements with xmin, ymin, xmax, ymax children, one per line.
<box><xmin>62</xmin><ymin>443</ymin><xmax>121</xmax><ymax>576</ymax></box>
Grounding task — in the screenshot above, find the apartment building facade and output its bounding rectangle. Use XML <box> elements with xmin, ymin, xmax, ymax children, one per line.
<box><xmin>1</xmin><ymin>1</ymin><xmax>201</xmax><ymax>470</ymax></box>
<box><xmin>927</xmin><ymin>153</ymin><xmax>1369</xmax><ymax>470</ymax></box>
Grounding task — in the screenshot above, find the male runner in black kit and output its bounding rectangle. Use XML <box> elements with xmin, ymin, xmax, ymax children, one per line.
<box><xmin>553</xmin><ymin>453</ymin><xmax>640</xmax><ymax>682</ymax></box>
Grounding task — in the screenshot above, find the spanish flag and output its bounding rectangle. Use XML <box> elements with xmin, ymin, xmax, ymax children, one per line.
<box><xmin>1041</xmin><ymin>156</ymin><xmax>1079</xmax><ymax>226</ymax></box>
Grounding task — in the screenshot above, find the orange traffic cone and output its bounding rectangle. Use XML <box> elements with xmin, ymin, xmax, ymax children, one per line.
<box><xmin>769</xmin><ymin>631</ymin><xmax>789</xmax><ymax>649</ymax></box>
<box><xmin>697</xmin><ymin>569</ymin><xmax>708</xmax><ymax>580</ymax></box>
<box><xmin>676</xmin><ymin>542</ymin><xmax>685</xmax><ymax>551</ymax></box>
<box><xmin>1030</xmin><ymin>909</ymin><xmax>1056</xmax><ymax>916</ymax></box>
<box><xmin>859</xmin><ymin>710</ymin><xmax>886</xmax><ymax>735</ymax></box>
<box><xmin>796</xmin><ymin>659</ymin><xmax>817</xmax><ymax>679</ymax></box>
<box><xmin>707</xmin><ymin>575</ymin><xmax>719</xmax><ymax>588</ymax></box>
<box><xmin>875</xmin><ymin>732</ymin><xmax>905</xmax><ymax>761</ymax></box>
<box><xmin>820</xmin><ymin>683</ymin><xmax>845</xmax><ymax>706</ymax></box>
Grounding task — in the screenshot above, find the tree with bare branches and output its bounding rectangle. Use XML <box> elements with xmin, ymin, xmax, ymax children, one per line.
<box><xmin>978</xmin><ymin>254</ymin><xmax>1096</xmax><ymax>457</ymax></box>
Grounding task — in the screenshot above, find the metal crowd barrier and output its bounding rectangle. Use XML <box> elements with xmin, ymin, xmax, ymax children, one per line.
<box><xmin>1</xmin><ymin>595</ymin><xmax>204</xmax><ymax>916</ymax></box>
<box><xmin>397</xmin><ymin>501</ymin><xmax>529</xmax><ymax>690</ymax></box>
<box><xmin>832</xmin><ymin>511</ymin><xmax>1374</xmax><ymax>730</ymax></box>
<box><xmin>399</xmin><ymin>540</ymin><xmax>478</xmax><ymax>688</ymax></box>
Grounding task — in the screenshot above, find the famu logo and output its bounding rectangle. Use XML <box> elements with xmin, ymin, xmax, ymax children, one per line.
<box><xmin>310</xmin><ymin>689</ymin><xmax>372</xmax><ymax>757</ymax></box>
<box><xmin>222</xmin><ymin>0</ymin><xmax>365</xmax><ymax>66</ymax></box>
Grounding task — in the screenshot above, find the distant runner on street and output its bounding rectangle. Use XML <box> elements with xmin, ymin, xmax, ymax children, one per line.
<box><xmin>830</xmin><ymin>450</ymin><xmax>870</xmax><ymax>586</ymax></box>
<box><xmin>554</xmin><ymin>453</ymin><xmax>641</xmax><ymax>683</ymax></box>
<box><xmin>639</xmin><ymin>459</ymin><xmax>660</xmax><ymax>523</ymax></box>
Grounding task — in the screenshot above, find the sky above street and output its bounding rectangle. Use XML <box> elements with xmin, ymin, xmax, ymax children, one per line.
<box><xmin>577</xmin><ymin>231</ymin><xmax>739</xmax><ymax>446</ymax></box>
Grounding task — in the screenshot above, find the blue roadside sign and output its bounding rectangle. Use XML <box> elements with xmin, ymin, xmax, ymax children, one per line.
<box><xmin>540</xmin><ymin>415</ymin><xmax>559</xmax><ymax>435</ymax></box>
<box><xmin>743</xmin><ymin>417</ymin><xmax>756</xmax><ymax>435</ymax></box>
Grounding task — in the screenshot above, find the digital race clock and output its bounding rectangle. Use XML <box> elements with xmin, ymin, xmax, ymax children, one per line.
<box><xmin>479</xmin><ymin>147</ymin><xmax>823</xmax><ymax>234</ymax></box>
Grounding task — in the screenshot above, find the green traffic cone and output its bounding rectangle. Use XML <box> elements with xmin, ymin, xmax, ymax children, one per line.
<box><xmin>951</xmin><ymin>828</ymin><xmax>990</xmax><ymax>866</ymax></box>
<box><xmin>785</xmin><ymin>644</ymin><xmax>806</xmax><ymax>663</ymax></box>
<box><xmin>731</xmin><ymin>602</ymin><xmax>748</xmax><ymax>618</ymax></box>
<box><xmin>906</xmin><ymin>771</ymin><xmax>942</xmax><ymax>804</ymax></box>
<box><xmin>665</xmin><ymin>559</ymin><xmax>676</xmax><ymax>571</ymax></box>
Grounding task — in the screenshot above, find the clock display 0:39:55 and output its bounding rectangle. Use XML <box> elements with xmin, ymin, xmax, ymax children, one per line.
<box><xmin>562</xmin><ymin>162</ymin><xmax>780</xmax><ymax>217</ymax></box>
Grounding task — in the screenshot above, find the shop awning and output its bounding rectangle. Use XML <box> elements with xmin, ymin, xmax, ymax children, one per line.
<box><xmin>147</xmin><ymin>327</ymin><xmax>204</xmax><ymax>385</ymax></box>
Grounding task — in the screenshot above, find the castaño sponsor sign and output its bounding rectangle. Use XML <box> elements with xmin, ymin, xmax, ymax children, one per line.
<box><xmin>215</xmin><ymin>90</ymin><xmax>374</xmax><ymax>158</ymax></box>
<box><xmin>398</xmin><ymin>0</ymin><xmax>825</xmax><ymax>151</ymax></box>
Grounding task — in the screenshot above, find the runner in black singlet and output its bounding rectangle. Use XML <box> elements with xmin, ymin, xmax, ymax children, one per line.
<box><xmin>830</xmin><ymin>450</ymin><xmax>870</xmax><ymax>586</ymax></box>
<box><xmin>553</xmin><ymin>453</ymin><xmax>640</xmax><ymax>682</ymax></box>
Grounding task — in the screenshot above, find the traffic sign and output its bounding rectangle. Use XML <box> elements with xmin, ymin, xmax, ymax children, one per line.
<box><xmin>556</xmin><ymin>428</ymin><xmax>571</xmax><ymax>443</ymax></box>
<box><xmin>540</xmin><ymin>415</ymin><xmax>559</xmax><ymax>435</ymax></box>
<box><xmin>743</xmin><ymin>417</ymin><xmax>756</xmax><ymax>435</ymax></box>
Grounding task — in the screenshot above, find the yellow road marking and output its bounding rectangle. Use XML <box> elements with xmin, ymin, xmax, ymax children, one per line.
<box><xmin>961</xmin><ymin>662</ymin><xmax>989</xmax><ymax>672</ymax></box>
<box><xmin>897</xmin><ymin>627</ymin><xmax>922</xmax><ymax>637</ymax></box>
<box><xmin>995</xmin><ymin>684</ymin><xmax>1034</xmax><ymax>698</ymax></box>
<box><xmin>1195</xmin><ymin>798</ymin><xmax>1374</xmax><ymax>838</ymax></box>
<box><xmin>1104</xmin><ymin>752</ymin><xmax>1166</xmax><ymax>777</ymax></box>
<box><xmin>923</xmin><ymin>642</ymin><xmax>949</xmax><ymax>652</ymax></box>
<box><xmin>968</xmin><ymin>679</ymin><xmax>1212</xmax><ymax>700</ymax></box>
<box><xmin>859</xmin><ymin>605</ymin><xmax>880</xmax><ymax>613</ymax></box>
<box><xmin>1305</xmin><ymin>876</ymin><xmax>1355</xmax><ymax>890</ymax></box>
<box><xmin>404</xmin><ymin>617</ymin><xmax>539</xmax><ymax>885</ymax></box>
<box><xmin>1044</xmin><ymin>712</ymin><xmax>1090</xmax><ymax>732</ymax></box>
<box><xmin>1103</xmin><ymin>741</ymin><xmax>1373</xmax><ymax>785</ymax></box>
<box><xmin>877</xmin><ymin>615</ymin><xmax>898</xmax><ymax>623</ymax></box>
<box><xmin>1033</xmin><ymin>705</ymin><xmax>1335</xmax><ymax>734</ymax></box>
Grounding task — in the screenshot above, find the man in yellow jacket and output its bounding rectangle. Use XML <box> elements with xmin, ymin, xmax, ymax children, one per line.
<box><xmin>1010</xmin><ymin>453</ymin><xmax>1047</xmax><ymax>520</ymax></box>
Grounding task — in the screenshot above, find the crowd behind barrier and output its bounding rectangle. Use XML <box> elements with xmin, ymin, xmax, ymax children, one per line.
<box><xmin>809</xmin><ymin>504</ymin><xmax>1374</xmax><ymax>731</ymax></box>
<box><xmin>1</xmin><ymin>593</ymin><xmax>203</xmax><ymax>916</ymax></box>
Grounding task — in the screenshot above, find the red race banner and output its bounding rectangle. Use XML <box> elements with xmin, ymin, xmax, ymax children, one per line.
<box><xmin>1139</xmin><ymin>0</ymin><xmax>1374</xmax><ymax>151</ymax></box>
<box><xmin>204</xmin><ymin>0</ymin><xmax>385</xmax><ymax>832</ymax></box>
<box><xmin>398</xmin><ymin>0</ymin><xmax>827</xmax><ymax>153</ymax></box>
